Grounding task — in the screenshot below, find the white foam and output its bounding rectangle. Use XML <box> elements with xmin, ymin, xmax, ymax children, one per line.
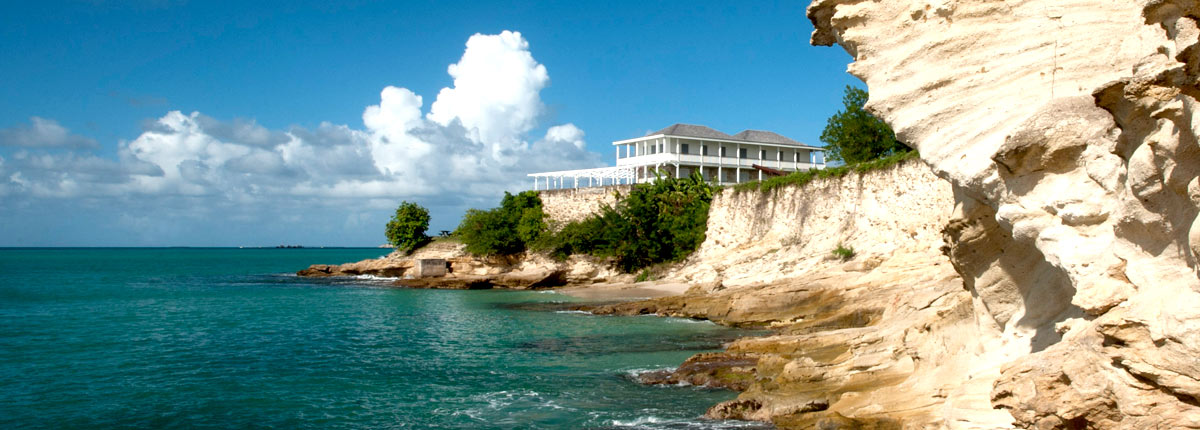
<box><xmin>664</xmin><ymin>317</ymin><xmax>714</xmax><ymax>325</ymax></box>
<box><xmin>554</xmin><ymin>310</ymin><xmax>592</xmax><ymax>315</ymax></box>
<box><xmin>622</xmin><ymin>366</ymin><xmax>675</xmax><ymax>379</ymax></box>
<box><xmin>352</xmin><ymin>274</ymin><xmax>400</xmax><ymax>281</ymax></box>
<box><xmin>609</xmin><ymin>416</ymin><xmax>669</xmax><ymax>427</ymax></box>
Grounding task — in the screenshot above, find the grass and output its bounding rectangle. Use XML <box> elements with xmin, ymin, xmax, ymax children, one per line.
<box><xmin>635</xmin><ymin>269</ymin><xmax>652</xmax><ymax>282</ymax></box>
<box><xmin>729</xmin><ymin>150</ymin><xmax>919</xmax><ymax>194</ymax></box>
<box><xmin>832</xmin><ymin>243</ymin><xmax>856</xmax><ymax>261</ymax></box>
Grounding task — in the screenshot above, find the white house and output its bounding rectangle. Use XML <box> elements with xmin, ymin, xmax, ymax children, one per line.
<box><xmin>529</xmin><ymin>123</ymin><xmax>825</xmax><ymax>189</ymax></box>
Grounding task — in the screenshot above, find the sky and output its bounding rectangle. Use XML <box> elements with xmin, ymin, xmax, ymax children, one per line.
<box><xmin>0</xmin><ymin>0</ymin><xmax>859</xmax><ymax>247</ymax></box>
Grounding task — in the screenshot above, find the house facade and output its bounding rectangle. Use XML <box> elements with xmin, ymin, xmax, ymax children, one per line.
<box><xmin>529</xmin><ymin>124</ymin><xmax>825</xmax><ymax>189</ymax></box>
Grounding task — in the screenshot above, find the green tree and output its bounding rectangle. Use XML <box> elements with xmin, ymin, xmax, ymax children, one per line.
<box><xmin>456</xmin><ymin>191</ymin><xmax>547</xmax><ymax>256</ymax></box>
<box><xmin>536</xmin><ymin>172</ymin><xmax>715</xmax><ymax>272</ymax></box>
<box><xmin>820</xmin><ymin>86</ymin><xmax>909</xmax><ymax>164</ymax></box>
<box><xmin>385</xmin><ymin>201</ymin><xmax>431</xmax><ymax>254</ymax></box>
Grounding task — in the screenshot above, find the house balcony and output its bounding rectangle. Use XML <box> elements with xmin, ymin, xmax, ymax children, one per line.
<box><xmin>616</xmin><ymin>152</ymin><xmax>822</xmax><ymax>172</ymax></box>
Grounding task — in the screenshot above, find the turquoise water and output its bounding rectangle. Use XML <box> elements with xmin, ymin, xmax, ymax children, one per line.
<box><xmin>0</xmin><ymin>248</ymin><xmax>766</xmax><ymax>429</ymax></box>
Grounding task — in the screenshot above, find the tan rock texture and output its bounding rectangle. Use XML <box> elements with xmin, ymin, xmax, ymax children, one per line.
<box><xmin>587</xmin><ymin>160</ymin><xmax>1018</xmax><ymax>429</ymax></box>
<box><xmin>669</xmin><ymin>160</ymin><xmax>952</xmax><ymax>288</ymax></box>
<box><xmin>297</xmin><ymin>239</ymin><xmax>632</xmax><ymax>289</ymax></box>
<box><xmin>806</xmin><ymin>0</ymin><xmax>1200</xmax><ymax>428</ymax></box>
<box><xmin>538</xmin><ymin>185</ymin><xmax>630</xmax><ymax>226</ymax></box>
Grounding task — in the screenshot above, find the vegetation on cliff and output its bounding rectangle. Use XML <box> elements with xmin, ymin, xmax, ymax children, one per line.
<box><xmin>385</xmin><ymin>201</ymin><xmax>432</xmax><ymax>254</ymax></box>
<box><xmin>731</xmin><ymin>149</ymin><xmax>918</xmax><ymax>194</ymax></box>
<box><xmin>820</xmin><ymin>85</ymin><xmax>909</xmax><ymax>164</ymax></box>
<box><xmin>534</xmin><ymin>173</ymin><xmax>715</xmax><ymax>272</ymax></box>
<box><xmin>455</xmin><ymin>191</ymin><xmax>547</xmax><ymax>256</ymax></box>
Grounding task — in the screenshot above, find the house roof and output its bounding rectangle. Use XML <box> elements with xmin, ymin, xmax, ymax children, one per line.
<box><xmin>641</xmin><ymin>123</ymin><xmax>811</xmax><ymax>148</ymax></box>
<box><xmin>647</xmin><ymin>123</ymin><xmax>736</xmax><ymax>140</ymax></box>
<box><xmin>731</xmin><ymin>130</ymin><xmax>803</xmax><ymax>146</ymax></box>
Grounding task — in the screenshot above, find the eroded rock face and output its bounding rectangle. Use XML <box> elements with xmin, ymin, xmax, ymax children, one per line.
<box><xmin>808</xmin><ymin>0</ymin><xmax>1200</xmax><ymax>427</ymax></box>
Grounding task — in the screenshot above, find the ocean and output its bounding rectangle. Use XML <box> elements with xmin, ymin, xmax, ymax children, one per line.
<box><xmin>0</xmin><ymin>248</ymin><xmax>767</xmax><ymax>429</ymax></box>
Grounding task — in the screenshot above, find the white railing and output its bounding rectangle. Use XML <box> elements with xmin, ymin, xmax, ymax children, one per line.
<box><xmin>617</xmin><ymin>153</ymin><xmax>822</xmax><ymax>171</ymax></box>
<box><xmin>615</xmin><ymin>152</ymin><xmax>677</xmax><ymax>167</ymax></box>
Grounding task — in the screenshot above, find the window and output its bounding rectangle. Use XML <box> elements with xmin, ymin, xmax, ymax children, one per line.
<box><xmin>720</xmin><ymin>146</ymin><xmax>727</xmax><ymax>157</ymax></box>
<box><xmin>739</xmin><ymin>148</ymin><xmax>747</xmax><ymax>159</ymax></box>
<box><xmin>759</xmin><ymin>149</ymin><xmax>767</xmax><ymax>160</ymax></box>
<box><xmin>651</xmin><ymin>145</ymin><xmax>656</xmax><ymax>154</ymax></box>
<box><xmin>778</xmin><ymin>151</ymin><xmax>784</xmax><ymax>162</ymax></box>
<box><xmin>794</xmin><ymin>152</ymin><xmax>800</xmax><ymax>162</ymax></box>
<box><xmin>702</xmin><ymin>145</ymin><xmax>709</xmax><ymax>156</ymax></box>
<box><xmin>681</xmin><ymin>143</ymin><xmax>689</xmax><ymax>154</ymax></box>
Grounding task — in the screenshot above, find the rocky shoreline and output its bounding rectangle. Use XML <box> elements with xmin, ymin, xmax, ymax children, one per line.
<box><xmin>298</xmin><ymin>158</ymin><xmax>971</xmax><ymax>429</ymax></box>
<box><xmin>301</xmin><ymin>1</ymin><xmax>1200</xmax><ymax>427</ymax></box>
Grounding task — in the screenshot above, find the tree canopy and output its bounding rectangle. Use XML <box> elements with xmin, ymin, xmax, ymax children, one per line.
<box><xmin>455</xmin><ymin>191</ymin><xmax>547</xmax><ymax>256</ymax></box>
<box><xmin>819</xmin><ymin>86</ymin><xmax>909</xmax><ymax>164</ymax></box>
<box><xmin>534</xmin><ymin>173</ymin><xmax>715</xmax><ymax>272</ymax></box>
<box><xmin>385</xmin><ymin>201</ymin><xmax>431</xmax><ymax>254</ymax></box>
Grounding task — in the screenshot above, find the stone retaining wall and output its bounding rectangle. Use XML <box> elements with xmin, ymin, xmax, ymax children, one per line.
<box><xmin>538</xmin><ymin>185</ymin><xmax>631</xmax><ymax>226</ymax></box>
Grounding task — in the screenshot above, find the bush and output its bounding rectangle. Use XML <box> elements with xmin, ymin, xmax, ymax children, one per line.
<box><xmin>456</xmin><ymin>191</ymin><xmax>547</xmax><ymax>256</ymax></box>
<box><xmin>820</xmin><ymin>86</ymin><xmax>910</xmax><ymax>164</ymax></box>
<box><xmin>832</xmin><ymin>243</ymin><xmax>855</xmax><ymax>261</ymax></box>
<box><xmin>537</xmin><ymin>173</ymin><xmax>715</xmax><ymax>272</ymax></box>
<box><xmin>731</xmin><ymin>150</ymin><xmax>918</xmax><ymax>194</ymax></box>
<box><xmin>386</xmin><ymin>201</ymin><xmax>431</xmax><ymax>254</ymax></box>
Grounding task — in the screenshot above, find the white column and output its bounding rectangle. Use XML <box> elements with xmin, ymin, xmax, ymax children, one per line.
<box><xmin>615</xmin><ymin>146</ymin><xmax>619</xmax><ymax>161</ymax></box>
<box><xmin>758</xmin><ymin>147</ymin><xmax>764</xmax><ymax>181</ymax></box>
<box><xmin>676</xmin><ymin>163</ymin><xmax>680</xmax><ymax>178</ymax></box>
<box><xmin>736</xmin><ymin>143</ymin><xmax>741</xmax><ymax>183</ymax></box>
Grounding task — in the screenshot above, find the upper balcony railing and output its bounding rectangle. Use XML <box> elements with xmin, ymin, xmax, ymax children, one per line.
<box><xmin>616</xmin><ymin>152</ymin><xmax>823</xmax><ymax>171</ymax></box>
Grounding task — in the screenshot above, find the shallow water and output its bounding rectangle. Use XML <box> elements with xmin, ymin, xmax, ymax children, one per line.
<box><xmin>0</xmin><ymin>248</ymin><xmax>769</xmax><ymax>429</ymax></box>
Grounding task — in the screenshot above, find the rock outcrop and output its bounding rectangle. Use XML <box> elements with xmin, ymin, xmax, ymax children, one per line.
<box><xmin>804</xmin><ymin>0</ymin><xmax>1200</xmax><ymax>428</ymax></box>
<box><xmin>297</xmin><ymin>239</ymin><xmax>631</xmax><ymax>289</ymax></box>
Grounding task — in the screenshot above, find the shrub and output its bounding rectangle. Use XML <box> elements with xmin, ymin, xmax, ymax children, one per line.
<box><xmin>820</xmin><ymin>85</ymin><xmax>910</xmax><ymax>164</ymax></box>
<box><xmin>385</xmin><ymin>201</ymin><xmax>431</xmax><ymax>254</ymax></box>
<box><xmin>832</xmin><ymin>243</ymin><xmax>855</xmax><ymax>261</ymax></box>
<box><xmin>538</xmin><ymin>172</ymin><xmax>715</xmax><ymax>272</ymax></box>
<box><xmin>635</xmin><ymin>269</ymin><xmax>652</xmax><ymax>282</ymax></box>
<box><xmin>731</xmin><ymin>150</ymin><xmax>918</xmax><ymax>194</ymax></box>
<box><xmin>456</xmin><ymin>191</ymin><xmax>547</xmax><ymax>256</ymax></box>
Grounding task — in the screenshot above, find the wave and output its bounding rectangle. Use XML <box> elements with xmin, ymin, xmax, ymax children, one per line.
<box><xmin>607</xmin><ymin>415</ymin><xmax>771</xmax><ymax>429</ymax></box>
<box><xmin>352</xmin><ymin>274</ymin><xmax>400</xmax><ymax>281</ymax></box>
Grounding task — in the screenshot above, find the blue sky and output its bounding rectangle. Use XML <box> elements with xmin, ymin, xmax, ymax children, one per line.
<box><xmin>0</xmin><ymin>0</ymin><xmax>859</xmax><ymax>247</ymax></box>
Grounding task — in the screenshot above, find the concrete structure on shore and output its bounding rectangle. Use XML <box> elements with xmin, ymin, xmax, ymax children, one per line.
<box><xmin>529</xmin><ymin>124</ymin><xmax>825</xmax><ymax>189</ymax></box>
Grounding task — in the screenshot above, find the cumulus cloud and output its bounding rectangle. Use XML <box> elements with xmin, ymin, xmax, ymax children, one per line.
<box><xmin>0</xmin><ymin>117</ymin><xmax>98</xmax><ymax>149</ymax></box>
<box><xmin>0</xmin><ymin>30</ymin><xmax>604</xmax><ymax>245</ymax></box>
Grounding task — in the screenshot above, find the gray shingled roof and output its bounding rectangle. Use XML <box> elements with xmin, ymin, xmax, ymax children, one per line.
<box><xmin>647</xmin><ymin>123</ymin><xmax>736</xmax><ymax>140</ymax></box>
<box><xmin>644</xmin><ymin>123</ymin><xmax>810</xmax><ymax>147</ymax></box>
<box><xmin>731</xmin><ymin>130</ymin><xmax>803</xmax><ymax>146</ymax></box>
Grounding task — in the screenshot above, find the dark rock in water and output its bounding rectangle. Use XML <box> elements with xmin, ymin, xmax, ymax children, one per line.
<box><xmin>297</xmin><ymin>264</ymin><xmax>339</xmax><ymax>277</ymax></box>
<box><xmin>772</xmin><ymin>410</ymin><xmax>900</xmax><ymax>430</ymax></box>
<box><xmin>705</xmin><ymin>398</ymin><xmax>763</xmax><ymax>421</ymax></box>
<box><xmin>636</xmin><ymin>352</ymin><xmax>759</xmax><ymax>391</ymax></box>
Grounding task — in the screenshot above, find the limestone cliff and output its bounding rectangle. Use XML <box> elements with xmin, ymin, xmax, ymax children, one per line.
<box><xmin>802</xmin><ymin>1</ymin><xmax>1200</xmax><ymax>428</ymax></box>
<box><xmin>595</xmin><ymin>160</ymin><xmax>1019</xmax><ymax>428</ymax></box>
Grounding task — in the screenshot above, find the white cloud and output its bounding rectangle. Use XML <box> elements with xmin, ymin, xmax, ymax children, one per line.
<box><xmin>427</xmin><ymin>31</ymin><xmax>549</xmax><ymax>157</ymax></box>
<box><xmin>0</xmin><ymin>117</ymin><xmax>98</xmax><ymax>149</ymax></box>
<box><xmin>0</xmin><ymin>30</ymin><xmax>604</xmax><ymax>245</ymax></box>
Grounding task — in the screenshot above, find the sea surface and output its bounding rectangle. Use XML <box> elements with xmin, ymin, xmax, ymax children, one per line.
<box><xmin>0</xmin><ymin>248</ymin><xmax>768</xmax><ymax>429</ymax></box>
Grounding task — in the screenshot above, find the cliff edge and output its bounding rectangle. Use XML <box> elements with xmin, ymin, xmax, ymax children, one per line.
<box><xmin>805</xmin><ymin>0</ymin><xmax>1200</xmax><ymax>428</ymax></box>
